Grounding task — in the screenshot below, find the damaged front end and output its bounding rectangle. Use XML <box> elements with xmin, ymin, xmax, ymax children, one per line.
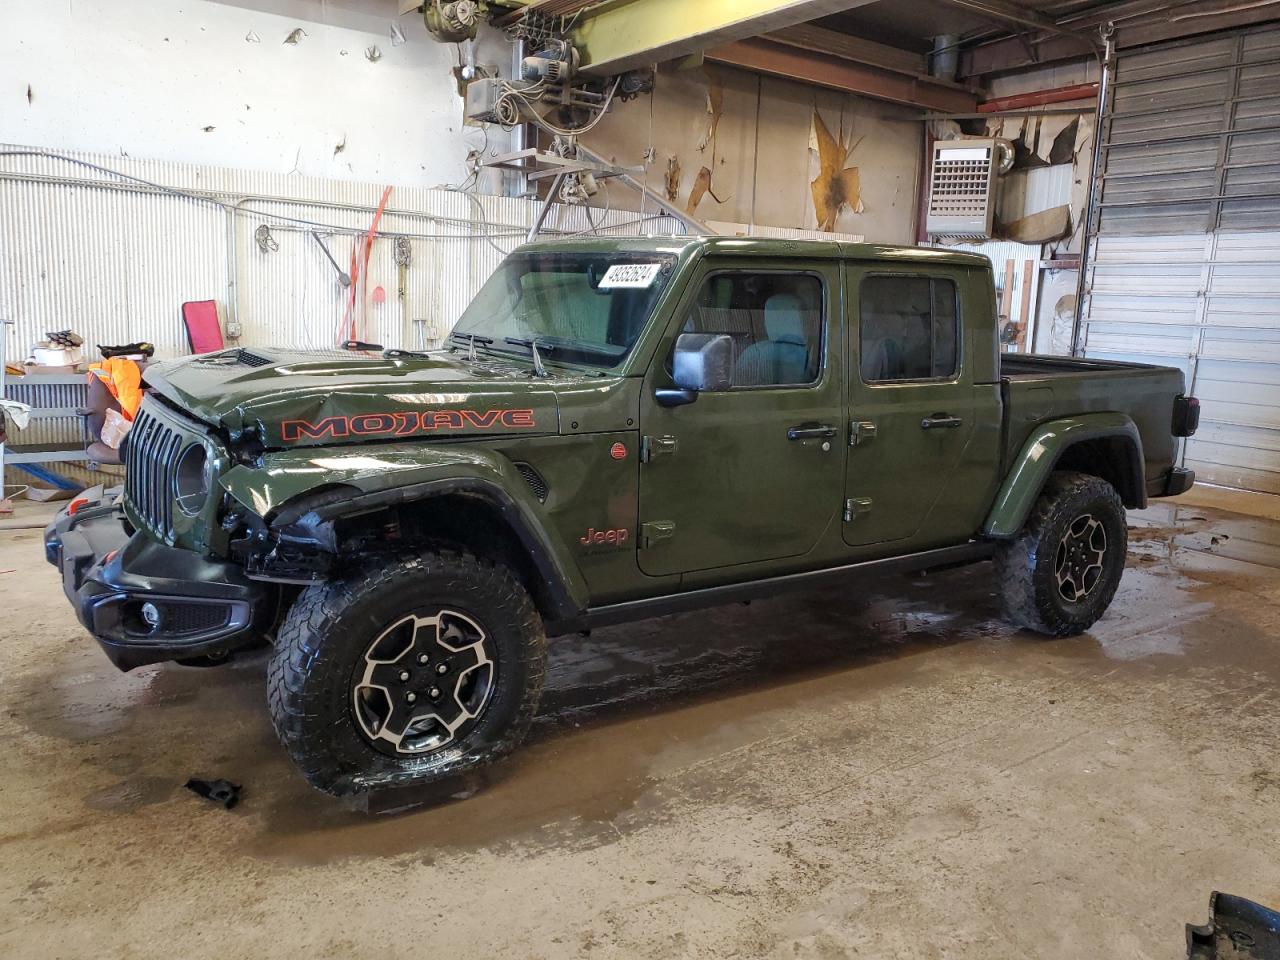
<box><xmin>44</xmin><ymin>488</ymin><xmax>276</xmax><ymax>671</ymax></box>
<box><xmin>224</xmin><ymin>485</ymin><xmax>355</xmax><ymax>583</ymax></box>
<box><xmin>49</xmin><ymin>347</ymin><xmax>584</xmax><ymax>671</ymax></box>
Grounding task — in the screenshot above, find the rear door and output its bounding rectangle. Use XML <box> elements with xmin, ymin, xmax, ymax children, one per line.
<box><xmin>637</xmin><ymin>259</ymin><xmax>844</xmax><ymax>576</ymax></box>
<box><xmin>843</xmin><ymin>266</ymin><xmax>1001</xmax><ymax>548</ymax></box>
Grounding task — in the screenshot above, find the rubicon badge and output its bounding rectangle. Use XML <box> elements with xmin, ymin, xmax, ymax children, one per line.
<box><xmin>610</xmin><ymin>442</ymin><xmax>627</xmax><ymax>460</ymax></box>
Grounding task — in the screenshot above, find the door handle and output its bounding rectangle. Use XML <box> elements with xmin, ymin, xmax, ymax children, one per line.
<box><xmin>788</xmin><ymin>423</ymin><xmax>837</xmax><ymax>441</ymax></box>
<box><xmin>921</xmin><ymin>414</ymin><xmax>964</xmax><ymax>430</ymax></box>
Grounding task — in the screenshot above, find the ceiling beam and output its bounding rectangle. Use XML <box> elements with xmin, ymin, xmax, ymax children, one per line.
<box><xmin>764</xmin><ymin>23</ymin><xmax>929</xmax><ymax>76</ymax></box>
<box><xmin>959</xmin><ymin>32</ymin><xmax>1086</xmax><ymax>77</ymax></box>
<box><xmin>706</xmin><ymin>37</ymin><xmax>980</xmax><ymax>113</ymax></box>
<box><xmin>569</xmin><ymin>0</ymin><xmax>882</xmax><ymax>76</ymax></box>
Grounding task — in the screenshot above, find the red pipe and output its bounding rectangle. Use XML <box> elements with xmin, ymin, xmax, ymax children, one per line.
<box><xmin>977</xmin><ymin>82</ymin><xmax>1099</xmax><ymax>113</ymax></box>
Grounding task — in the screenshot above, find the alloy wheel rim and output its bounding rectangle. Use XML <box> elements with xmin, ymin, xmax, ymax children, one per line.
<box><xmin>352</xmin><ymin>609</ymin><xmax>495</xmax><ymax>755</ymax></box>
<box><xmin>1055</xmin><ymin>514</ymin><xmax>1108</xmax><ymax>603</ymax></box>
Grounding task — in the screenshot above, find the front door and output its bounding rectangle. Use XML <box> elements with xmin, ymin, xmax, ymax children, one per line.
<box><xmin>843</xmin><ymin>266</ymin><xmax>1000</xmax><ymax>548</ymax></box>
<box><xmin>638</xmin><ymin>260</ymin><xmax>844</xmax><ymax>577</ymax></box>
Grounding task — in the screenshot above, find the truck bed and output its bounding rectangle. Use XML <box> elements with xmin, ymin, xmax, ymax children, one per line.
<box><xmin>999</xmin><ymin>353</ymin><xmax>1186</xmax><ymax>498</ymax></box>
<box><xmin>1001</xmin><ymin>353</ymin><xmax>1165</xmax><ymax>380</ymax></box>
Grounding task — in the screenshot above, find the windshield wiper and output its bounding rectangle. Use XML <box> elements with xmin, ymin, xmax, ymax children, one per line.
<box><xmin>449</xmin><ymin>332</ymin><xmax>494</xmax><ymax>361</ymax></box>
<box><xmin>504</xmin><ymin>337</ymin><xmax>555</xmax><ymax>378</ymax></box>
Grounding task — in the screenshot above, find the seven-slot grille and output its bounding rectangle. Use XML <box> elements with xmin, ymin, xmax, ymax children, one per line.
<box><xmin>124</xmin><ymin>404</ymin><xmax>189</xmax><ymax>541</ymax></box>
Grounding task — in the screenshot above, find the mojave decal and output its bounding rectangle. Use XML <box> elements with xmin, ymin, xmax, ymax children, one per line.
<box><xmin>281</xmin><ymin>409</ymin><xmax>537</xmax><ymax>443</ymax></box>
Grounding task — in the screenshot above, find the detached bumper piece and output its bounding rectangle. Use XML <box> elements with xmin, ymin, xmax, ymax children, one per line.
<box><xmin>45</xmin><ymin>497</ymin><xmax>268</xmax><ymax>671</ymax></box>
<box><xmin>1164</xmin><ymin>467</ymin><xmax>1196</xmax><ymax>497</ymax></box>
<box><xmin>1187</xmin><ymin>892</ymin><xmax>1280</xmax><ymax>959</ymax></box>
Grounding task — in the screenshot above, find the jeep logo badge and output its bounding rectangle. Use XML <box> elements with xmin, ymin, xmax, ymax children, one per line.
<box><xmin>580</xmin><ymin>527</ymin><xmax>629</xmax><ymax>548</ymax></box>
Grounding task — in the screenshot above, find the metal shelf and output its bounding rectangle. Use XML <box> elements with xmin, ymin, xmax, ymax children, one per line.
<box><xmin>2</xmin><ymin>332</ymin><xmax>92</xmax><ymax>476</ymax></box>
<box><xmin>4</xmin><ymin>449</ymin><xmax>92</xmax><ymax>465</ymax></box>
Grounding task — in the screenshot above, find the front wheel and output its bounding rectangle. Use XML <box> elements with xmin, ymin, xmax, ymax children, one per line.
<box><xmin>267</xmin><ymin>549</ymin><xmax>546</xmax><ymax>797</ymax></box>
<box><xmin>994</xmin><ymin>471</ymin><xmax>1128</xmax><ymax>637</ymax></box>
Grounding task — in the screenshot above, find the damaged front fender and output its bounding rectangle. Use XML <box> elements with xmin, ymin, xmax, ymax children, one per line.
<box><xmin>218</xmin><ymin>443</ymin><xmax>589</xmax><ymax>620</ymax></box>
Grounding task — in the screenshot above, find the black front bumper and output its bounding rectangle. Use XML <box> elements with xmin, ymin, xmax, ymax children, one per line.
<box><xmin>45</xmin><ymin>494</ymin><xmax>269</xmax><ymax>671</ymax></box>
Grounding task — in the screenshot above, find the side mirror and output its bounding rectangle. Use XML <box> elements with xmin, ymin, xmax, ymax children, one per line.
<box><xmin>659</xmin><ymin>333</ymin><xmax>734</xmax><ymax>407</ymax></box>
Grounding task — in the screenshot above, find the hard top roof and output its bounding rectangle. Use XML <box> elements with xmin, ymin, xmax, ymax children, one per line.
<box><xmin>519</xmin><ymin>234</ymin><xmax>991</xmax><ymax>268</ymax></box>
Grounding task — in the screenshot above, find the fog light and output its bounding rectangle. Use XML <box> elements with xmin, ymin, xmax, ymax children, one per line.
<box><xmin>140</xmin><ymin>602</ymin><xmax>162</xmax><ymax>631</ymax></box>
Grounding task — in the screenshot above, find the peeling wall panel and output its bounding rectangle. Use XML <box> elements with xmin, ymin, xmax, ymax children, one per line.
<box><xmin>582</xmin><ymin>62</ymin><xmax>921</xmax><ymax>244</ymax></box>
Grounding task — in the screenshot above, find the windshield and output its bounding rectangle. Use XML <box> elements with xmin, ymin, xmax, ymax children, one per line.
<box><xmin>451</xmin><ymin>252</ymin><xmax>676</xmax><ymax>369</ymax></box>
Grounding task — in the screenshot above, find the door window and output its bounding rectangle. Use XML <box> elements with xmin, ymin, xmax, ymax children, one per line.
<box><xmin>680</xmin><ymin>273</ymin><xmax>823</xmax><ymax>388</ymax></box>
<box><xmin>860</xmin><ymin>276</ymin><xmax>960</xmax><ymax>383</ymax></box>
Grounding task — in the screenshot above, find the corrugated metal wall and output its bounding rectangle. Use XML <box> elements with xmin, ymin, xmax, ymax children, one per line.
<box><xmin>933</xmin><ymin>240</ymin><xmax>1044</xmax><ymax>347</ymax></box>
<box><xmin>1080</xmin><ymin>24</ymin><xmax>1280</xmax><ymax>493</ymax></box>
<box><xmin>0</xmin><ymin>144</ymin><xmax>686</xmax><ymax>363</ymax></box>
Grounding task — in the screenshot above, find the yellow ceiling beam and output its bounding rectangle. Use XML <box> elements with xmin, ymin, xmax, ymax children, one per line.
<box><xmin>570</xmin><ymin>0</ymin><xmax>880</xmax><ymax>75</ymax></box>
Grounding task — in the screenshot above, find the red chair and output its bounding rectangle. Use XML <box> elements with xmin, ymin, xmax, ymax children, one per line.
<box><xmin>182</xmin><ymin>300</ymin><xmax>224</xmax><ymax>354</ymax></box>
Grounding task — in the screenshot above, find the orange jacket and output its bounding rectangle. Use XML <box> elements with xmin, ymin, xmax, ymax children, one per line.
<box><xmin>87</xmin><ymin>357</ymin><xmax>144</xmax><ymax>420</ymax></box>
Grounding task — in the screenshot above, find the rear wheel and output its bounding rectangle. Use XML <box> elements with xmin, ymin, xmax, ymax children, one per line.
<box><xmin>267</xmin><ymin>549</ymin><xmax>546</xmax><ymax>796</ymax></box>
<box><xmin>995</xmin><ymin>471</ymin><xmax>1128</xmax><ymax>637</ymax></box>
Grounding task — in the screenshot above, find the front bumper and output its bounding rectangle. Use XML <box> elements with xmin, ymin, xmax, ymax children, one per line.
<box><xmin>45</xmin><ymin>492</ymin><xmax>269</xmax><ymax>671</ymax></box>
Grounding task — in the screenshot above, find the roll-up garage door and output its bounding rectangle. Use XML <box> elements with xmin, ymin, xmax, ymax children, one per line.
<box><xmin>1079</xmin><ymin>23</ymin><xmax>1280</xmax><ymax>493</ymax></box>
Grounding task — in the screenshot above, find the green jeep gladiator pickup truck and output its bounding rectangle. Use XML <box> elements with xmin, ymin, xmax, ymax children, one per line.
<box><xmin>46</xmin><ymin>237</ymin><xmax>1200</xmax><ymax>797</ymax></box>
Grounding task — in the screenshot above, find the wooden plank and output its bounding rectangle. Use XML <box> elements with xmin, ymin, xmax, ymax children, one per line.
<box><xmin>1018</xmin><ymin>259</ymin><xmax>1035</xmax><ymax>351</ymax></box>
<box><xmin>1001</xmin><ymin>260</ymin><xmax>1016</xmax><ymax>324</ymax></box>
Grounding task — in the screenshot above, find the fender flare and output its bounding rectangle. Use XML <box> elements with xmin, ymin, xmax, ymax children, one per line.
<box><xmin>983</xmin><ymin>412</ymin><xmax>1145</xmax><ymax>539</ymax></box>
<box><xmin>219</xmin><ymin>445</ymin><xmax>590</xmax><ymax>620</ymax></box>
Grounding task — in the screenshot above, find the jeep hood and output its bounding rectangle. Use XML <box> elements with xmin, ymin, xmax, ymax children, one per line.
<box><xmin>144</xmin><ymin>348</ymin><xmax>565</xmax><ymax>448</ymax></box>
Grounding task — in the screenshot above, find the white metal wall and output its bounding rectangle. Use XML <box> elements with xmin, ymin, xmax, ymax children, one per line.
<box><xmin>933</xmin><ymin>240</ymin><xmax>1044</xmax><ymax>348</ymax></box>
<box><xmin>0</xmin><ymin>145</ymin><xmax>688</xmax><ymax>362</ymax></box>
<box><xmin>1080</xmin><ymin>24</ymin><xmax>1280</xmax><ymax>493</ymax></box>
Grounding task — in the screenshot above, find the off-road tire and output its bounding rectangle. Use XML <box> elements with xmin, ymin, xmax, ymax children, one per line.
<box><xmin>267</xmin><ymin>549</ymin><xmax>546</xmax><ymax>796</ymax></box>
<box><xmin>995</xmin><ymin>471</ymin><xmax>1128</xmax><ymax>637</ymax></box>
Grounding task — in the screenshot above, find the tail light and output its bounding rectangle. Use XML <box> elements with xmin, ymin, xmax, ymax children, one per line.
<box><xmin>1173</xmin><ymin>396</ymin><xmax>1200</xmax><ymax>437</ymax></box>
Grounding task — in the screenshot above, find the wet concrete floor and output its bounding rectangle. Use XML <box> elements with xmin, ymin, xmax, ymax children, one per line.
<box><xmin>1</xmin><ymin>492</ymin><xmax>1278</xmax><ymax>958</ymax></box>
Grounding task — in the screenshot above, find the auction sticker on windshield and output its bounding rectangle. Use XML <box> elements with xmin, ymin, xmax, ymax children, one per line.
<box><xmin>599</xmin><ymin>264</ymin><xmax>662</xmax><ymax>289</ymax></box>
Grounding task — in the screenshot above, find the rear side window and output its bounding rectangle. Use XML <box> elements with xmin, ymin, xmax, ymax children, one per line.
<box><xmin>860</xmin><ymin>276</ymin><xmax>960</xmax><ymax>382</ymax></box>
<box><xmin>680</xmin><ymin>273</ymin><xmax>824</xmax><ymax>388</ymax></box>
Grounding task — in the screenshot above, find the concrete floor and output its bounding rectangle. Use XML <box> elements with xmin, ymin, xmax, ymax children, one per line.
<box><xmin>2</xmin><ymin>490</ymin><xmax>1279</xmax><ymax>959</ymax></box>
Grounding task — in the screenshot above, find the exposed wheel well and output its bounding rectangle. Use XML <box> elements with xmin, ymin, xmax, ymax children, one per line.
<box><xmin>331</xmin><ymin>494</ymin><xmax>563</xmax><ymax>622</ymax></box>
<box><xmin>1052</xmin><ymin>437</ymin><xmax>1144</xmax><ymax>509</ymax></box>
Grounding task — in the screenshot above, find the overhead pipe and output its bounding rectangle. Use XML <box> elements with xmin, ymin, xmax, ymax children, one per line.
<box><xmin>931</xmin><ymin>34</ymin><xmax>961</xmax><ymax>81</ymax></box>
<box><xmin>932</xmin><ymin>0</ymin><xmax>1101</xmax><ymax>55</ymax></box>
<box><xmin>977</xmin><ymin>82</ymin><xmax>1100</xmax><ymax>113</ymax></box>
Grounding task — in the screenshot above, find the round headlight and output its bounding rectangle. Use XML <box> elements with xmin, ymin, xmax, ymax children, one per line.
<box><xmin>174</xmin><ymin>443</ymin><xmax>211</xmax><ymax>516</ymax></box>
